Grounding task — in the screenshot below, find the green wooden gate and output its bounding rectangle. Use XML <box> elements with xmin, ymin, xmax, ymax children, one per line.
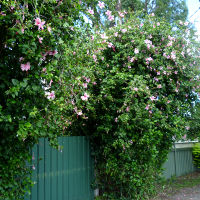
<box><xmin>25</xmin><ymin>136</ymin><xmax>94</xmax><ymax>200</ymax></box>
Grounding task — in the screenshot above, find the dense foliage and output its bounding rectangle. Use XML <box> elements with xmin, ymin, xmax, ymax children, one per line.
<box><xmin>193</xmin><ymin>143</ymin><xmax>200</xmax><ymax>168</ymax></box>
<box><xmin>67</xmin><ymin>13</ymin><xmax>200</xmax><ymax>199</ymax></box>
<box><xmin>0</xmin><ymin>0</ymin><xmax>91</xmax><ymax>199</ymax></box>
<box><xmin>1</xmin><ymin>1</ymin><xmax>200</xmax><ymax>200</ymax></box>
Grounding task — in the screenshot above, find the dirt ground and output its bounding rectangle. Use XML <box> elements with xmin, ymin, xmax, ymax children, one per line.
<box><xmin>151</xmin><ymin>172</ymin><xmax>200</xmax><ymax>200</ymax></box>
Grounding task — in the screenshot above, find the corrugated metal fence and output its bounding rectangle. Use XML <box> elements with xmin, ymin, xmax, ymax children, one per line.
<box><xmin>163</xmin><ymin>145</ymin><xmax>196</xmax><ymax>179</ymax></box>
<box><xmin>25</xmin><ymin>138</ymin><xmax>196</xmax><ymax>199</ymax></box>
<box><xmin>25</xmin><ymin>136</ymin><xmax>94</xmax><ymax>200</ymax></box>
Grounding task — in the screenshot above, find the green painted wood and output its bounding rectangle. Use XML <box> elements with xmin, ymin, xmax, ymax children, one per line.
<box><xmin>26</xmin><ymin>136</ymin><xmax>94</xmax><ymax>200</ymax></box>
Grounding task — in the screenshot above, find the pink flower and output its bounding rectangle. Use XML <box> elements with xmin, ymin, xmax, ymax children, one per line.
<box><xmin>151</xmin><ymin>13</ymin><xmax>155</xmax><ymax>16</ymax></box>
<box><xmin>144</xmin><ymin>39</ymin><xmax>152</xmax><ymax>45</ymax></box>
<box><xmin>81</xmin><ymin>93</ymin><xmax>90</xmax><ymax>101</ymax></box>
<box><xmin>134</xmin><ymin>87</ymin><xmax>138</xmax><ymax>91</ymax></box>
<box><xmin>108</xmin><ymin>15</ymin><xmax>114</xmax><ymax>21</ymax></box>
<box><xmin>21</xmin><ymin>28</ymin><xmax>24</xmax><ymax>33</ymax></box>
<box><xmin>35</xmin><ymin>18</ymin><xmax>45</xmax><ymax>30</ymax></box>
<box><xmin>145</xmin><ymin>105</ymin><xmax>150</xmax><ymax>110</ymax></box>
<box><xmin>171</xmin><ymin>51</ymin><xmax>176</xmax><ymax>60</ymax></box>
<box><xmin>19</xmin><ymin>57</ymin><xmax>24</xmax><ymax>62</ymax></box>
<box><xmin>134</xmin><ymin>48</ymin><xmax>139</xmax><ymax>54</ymax></box>
<box><xmin>118</xmin><ymin>12</ymin><xmax>124</xmax><ymax>18</ymax></box>
<box><xmin>146</xmin><ymin>57</ymin><xmax>153</xmax><ymax>62</ymax></box>
<box><xmin>154</xmin><ymin>77</ymin><xmax>159</xmax><ymax>82</ymax></box>
<box><xmin>121</xmin><ymin>29</ymin><xmax>127</xmax><ymax>33</ymax></box>
<box><xmin>86</xmin><ymin>78</ymin><xmax>91</xmax><ymax>83</ymax></box>
<box><xmin>83</xmin><ymin>83</ymin><xmax>88</xmax><ymax>88</ymax></box>
<box><xmin>47</xmin><ymin>26</ymin><xmax>51</xmax><ymax>33</ymax></box>
<box><xmin>167</xmin><ymin>41</ymin><xmax>172</xmax><ymax>47</ymax></box>
<box><xmin>93</xmin><ymin>54</ymin><xmax>97</xmax><ymax>62</ymax></box>
<box><xmin>77</xmin><ymin>110</ymin><xmax>83</xmax><ymax>116</ymax></box>
<box><xmin>185</xmin><ymin>126</ymin><xmax>190</xmax><ymax>130</ymax></box>
<box><xmin>150</xmin><ymin>96</ymin><xmax>156</xmax><ymax>101</ymax></box>
<box><xmin>157</xmin><ymin>22</ymin><xmax>160</xmax><ymax>26</ymax></box>
<box><xmin>108</xmin><ymin>43</ymin><xmax>113</xmax><ymax>48</ymax></box>
<box><xmin>37</xmin><ymin>36</ymin><xmax>43</xmax><ymax>43</ymax></box>
<box><xmin>46</xmin><ymin>91</ymin><xmax>55</xmax><ymax>100</ymax></box>
<box><xmin>42</xmin><ymin>67</ymin><xmax>47</xmax><ymax>72</ymax></box>
<box><xmin>130</xmin><ymin>57</ymin><xmax>135</xmax><ymax>63</ymax></box>
<box><xmin>157</xmin><ymin>84</ymin><xmax>162</xmax><ymax>88</ymax></box>
<box><xmin>126</xmin><ymin>106</ymin><xmax>130</xmax><ymax>112</ymax></box>
<box><xmin>114</xmin><ymin>32</ymin><xmax>118</xmax><ymax>37</ymax></box>
<box><xmin>21</xmin><ymin>62</ymin><xmax>31</xmax><ymax>71</ymax></box>
<box><xmin>49</xmin><ymin>80</ymin><xmax>53</xmax><ymax>87</ymax></box>
<box><xmin>88</xmin><ymin>9</ymin><xmax>94</xmax><ymax>15</ymax></box>
<box><xmin>100</xmin><ymin>33</ymin><xmax>108</xmax><ymax>39</ymax></box>
<box><xmin>98</xmin><ymin>1</ymin><xmax>105</xmax><ymax>9</ymax></box>
<box><xmin>105</xmin><ymin>10</ymin><xmax>112</xmax><ymax>16</ymax></box>
<box><xmin>182</xmin><ymin>134</ymin><xmax>187</xmax><ymax>139</ymax></box>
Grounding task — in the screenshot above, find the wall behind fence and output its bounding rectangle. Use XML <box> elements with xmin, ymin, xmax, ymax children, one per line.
<box><xmin>163</xmin><ymin>144</ymin><xmax>196</xmax><ymax>179</ymax></box>
<box><xmin>25</xmin><ymin>136</ymin><xmax>94</xmax><ymax>200</ymax></box>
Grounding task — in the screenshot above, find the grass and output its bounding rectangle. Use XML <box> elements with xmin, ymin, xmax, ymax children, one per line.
<box><xmin>150</xmin><ymin>171</ymin><xmax>200</xmax><ymax>200</ymax></box>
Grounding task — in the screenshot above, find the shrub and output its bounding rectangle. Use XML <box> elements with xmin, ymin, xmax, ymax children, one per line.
<box><xmin>193</xmin><ymin>143</ymin><xmax>200</xmax><ymax>168</ymax></box>
<box><xmin>66</xmin><ymin>12</ymin><xmax>200</xmax><ymax>199</ymax></box>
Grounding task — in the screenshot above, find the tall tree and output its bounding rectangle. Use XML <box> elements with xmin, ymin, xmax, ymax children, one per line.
<box><xmin>111</xmin><ymin>0</ymin><xmax>188</xmax><ymax>24</ymax></box>
<box><xmin>149</xmin><ymin>0</ymin><xmax>188</xmax><ymax>23</ymax></box>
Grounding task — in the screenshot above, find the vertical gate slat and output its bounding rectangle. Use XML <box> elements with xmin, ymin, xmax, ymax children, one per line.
<box><xmin>38</xmin><ymin>138</ymin><xmax>45</xmax><ymax>200</ymax></box>
<box><xmin>80</xmin><ymin>137</ymin><xmax>84</xmax><ymax>198</ymax></box>
<box><xmin>51</xmin><ymin>142</ymin><xmax>58</xmax><ymax>200</ymax></box>
<box><xmin>44</xmin><ymin>139</ymin><xmax>51</xmax><ymax>200</ymax></box>
<box><xmin>30</xmin><ymin>143</ymin><xmax>38</xmax><ymax>200</ymax></box>
<box><xmin>68</xmin><ymin>137</ymin><xmax>73</xmax><ymax>199</ymax></box>
<box><xmin>57</xmin><ymin>137</ymin><xmax>63</xmax><ymax>200</ymax></box>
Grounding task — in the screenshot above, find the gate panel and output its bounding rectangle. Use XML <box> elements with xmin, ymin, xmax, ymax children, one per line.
<box><xmin>25</xmin><ymin>136</ymin><xmax>94</xmax><ymax>200</ymax></box>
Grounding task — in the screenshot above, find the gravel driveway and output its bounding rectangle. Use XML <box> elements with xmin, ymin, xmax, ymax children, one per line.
<box><xmin>166</xmin><ymin>185</ymin><xmax>200</xmax><ymax>200</ymax></box>
<box><xmin>151</xmin><ymin>172</ymin><xmax>200</xmax><ymax>200</ymax></box>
